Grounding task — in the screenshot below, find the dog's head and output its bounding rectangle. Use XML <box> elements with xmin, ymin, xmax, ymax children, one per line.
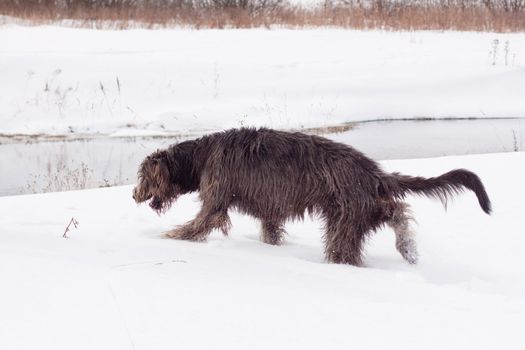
<box><xmin>133</xmin><ymin>149</ymin><xmax>181</xmax><ymax>214</ymax></box>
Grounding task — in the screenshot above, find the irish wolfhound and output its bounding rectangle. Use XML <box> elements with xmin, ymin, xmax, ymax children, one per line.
<box><xmin>133</xmin><ymin>128</ymin><xmax>491</xmax><ymax>266</ymax></box>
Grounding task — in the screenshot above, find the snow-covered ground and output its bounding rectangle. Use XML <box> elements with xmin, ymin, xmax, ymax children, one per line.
<box><xmin>1</xmin><ymin>151</ymin><xmax>524</xmax><ymax>349</ymax></box>
<box><xmin>1</xmin><ymin>26</ymin><xmax>524</xmax><ymax>137</ymax></box>
<box><xmin>1</xmin><ymin>22</ymin><xmax>524</xmax><ymax>348</ymax></box>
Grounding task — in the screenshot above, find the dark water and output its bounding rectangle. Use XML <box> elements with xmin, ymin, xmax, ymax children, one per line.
<box><xmin>1</xmin><ymin>118</ymin><xmax>524</xmax><ymax>196</ymax></box>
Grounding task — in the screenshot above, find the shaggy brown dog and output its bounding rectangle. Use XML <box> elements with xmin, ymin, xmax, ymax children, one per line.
<box><xmin>133</xmin><ymin>128</ymin><xmax>491</xmax><ymax>266</ymax></box>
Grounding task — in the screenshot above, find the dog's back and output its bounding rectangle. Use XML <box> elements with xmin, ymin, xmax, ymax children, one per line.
<box><xmin>196</xmin><ymin>128</ymin><xmax>386</xmax><ymax>220</ymax></box>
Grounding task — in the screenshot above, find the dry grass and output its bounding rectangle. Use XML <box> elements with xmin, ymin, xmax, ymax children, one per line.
<box><xmin>1</xmin><ymin>0</ymin><xmax>524</xmax><ymax>31</ymax></box>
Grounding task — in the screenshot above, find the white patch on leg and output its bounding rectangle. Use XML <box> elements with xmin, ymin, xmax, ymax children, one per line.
<box><xmin>395</xmin><ymin>232</ymin><xmax>418</xmax><ymax>264</ymax></box>
<box><xmin>388</xmin><ymin>202</ymin><xmax>419</xmax><ymax>264</ymax></box>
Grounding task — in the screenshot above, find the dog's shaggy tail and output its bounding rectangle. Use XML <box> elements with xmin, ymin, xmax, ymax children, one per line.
<box><xmin>388</xmin><ymin>169</ymin><xmax>491</xmax><ymax>214</ymax></box>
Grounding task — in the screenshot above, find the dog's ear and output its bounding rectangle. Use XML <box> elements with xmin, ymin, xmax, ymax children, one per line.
<box><xmin>151</xmin><ymin>157</ymin><xmax>171</xmax><ymax>191</ymax></box>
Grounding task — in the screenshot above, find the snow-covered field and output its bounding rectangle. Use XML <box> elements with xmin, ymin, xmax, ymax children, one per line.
<box><xmin>1</xmin><ymin>26</ymin><xmax>524</xmax><ymax>137</ymax></box>
<box><xmin>1</xmin><ymin>151</ymin><xmax>524</xmax><ymax>349</ymax></box>
<box><xmin>1</xmin><ymin>22</ymin><xmax>524</xmax><ymax>348</ymax></box>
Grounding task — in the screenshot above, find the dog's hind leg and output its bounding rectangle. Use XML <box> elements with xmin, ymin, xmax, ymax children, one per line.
<box><xmin>323</xmin><ymin>213</ymin><xmax>367</xmax><ymax>266</ymax></box>
<box><xmin>387</xmin><ymin>202</ymin><xmax>418</xmax><ymax>264</ymax></box>
<box><xmin>165</xmin><ymin>205</ymin><xmax>231</xmax><ymax>241</ymax></box>
<box><xmin>261</xmin><ymin>221</ymin><xmax>286</xmax><ymax>245</ymax></box>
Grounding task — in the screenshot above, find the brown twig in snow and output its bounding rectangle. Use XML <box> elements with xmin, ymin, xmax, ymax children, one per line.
<box><xmin>63</xmin><ymin>217</ymin><xmax>79</xmax><ymax>238</ymax></box>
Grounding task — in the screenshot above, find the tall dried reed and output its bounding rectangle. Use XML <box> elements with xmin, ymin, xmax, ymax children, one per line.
<box><xmin>1</xmin><ymin>0</ymin><xmax>524</xmax><ymax>31</ymax></box>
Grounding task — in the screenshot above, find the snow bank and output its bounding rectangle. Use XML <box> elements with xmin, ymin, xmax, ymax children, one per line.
<box><xmin>1</xmin><ymin>26</ymin><xmax>524</xmax><ymax>136</ymax></box>
<box><xmin>1</xmin><ymin>152</ymin><xmax>524</xmax><ymax>349</ymax></box>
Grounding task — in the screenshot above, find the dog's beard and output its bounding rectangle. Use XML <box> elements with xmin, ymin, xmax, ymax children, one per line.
<box><xmin>148</xmin><ymin>195</ymin><xmax>176</xmax><ymax>215</ymax></box>
<box><xmin>149</xmin><ymin>196</ymin><xmax>163</xmax><ymax>211</ymax></box>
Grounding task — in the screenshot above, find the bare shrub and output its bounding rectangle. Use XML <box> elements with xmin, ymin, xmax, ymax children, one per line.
<box><xmin>27</xmin><ymin>160</ymin><xmax>93</xmax><ymax>194</ymax></box>
<box><xmin>1</xmin><ymin>1</ymin><xmax>524</xmax><ymax>31</ymax></box>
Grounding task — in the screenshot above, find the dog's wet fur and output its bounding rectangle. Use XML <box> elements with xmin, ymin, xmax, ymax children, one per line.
<box><xmin>133</xmin><ymin>128</ymin><xmax>491</xmax><ymax>266</ymax></box>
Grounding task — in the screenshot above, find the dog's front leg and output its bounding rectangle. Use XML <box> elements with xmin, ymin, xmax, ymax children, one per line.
<box><xmin>164</xmin><ymin>206</ymin><xmax>231</xmax><ymax>241</ymax></box>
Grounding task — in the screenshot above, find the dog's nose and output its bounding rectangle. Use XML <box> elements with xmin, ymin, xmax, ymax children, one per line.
<box><xmin>132</xmin><ymin>189</ymin><xmax>136</xmax><ymax>201</ymax></box>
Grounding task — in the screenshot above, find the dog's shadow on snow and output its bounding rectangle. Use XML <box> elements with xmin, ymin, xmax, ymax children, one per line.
<box><xmin>140</xmin><ymin>225</ymin><xmax>325</xmax><ymax>265</ymax></box>
<box><xmin>141</xmin><ymin>226</ymin><xmax>500</xmax><ymax>288</ymax></box>
<box><xmin>140</xmin><ymin>217</ymin><xmax>496</xmax><ymax>282</ymax></box>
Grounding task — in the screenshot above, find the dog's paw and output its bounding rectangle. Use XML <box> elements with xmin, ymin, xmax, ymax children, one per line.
<box><xmin>163</xmin><ymin>230</ymin><xmax>180</xmax><ymax>239</ymax></box>
<box><xmin>396</xmin><ymin>238</ymin><xmax>418</xmax><ymax>264</ymax></box>
<box><xmin>163</xmin><ymin>227</ymin><xmax>189</xmax><ymax>239</ymax></box>
<box><xmin>163</xmin><ymin>227</ymin><xmax>206</xmax><ymax>242</ymax></box>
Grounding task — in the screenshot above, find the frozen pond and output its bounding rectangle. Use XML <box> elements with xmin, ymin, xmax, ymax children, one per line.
<box><xmin>1</xmin><ymin>118</ymin><xmax>524</xmax><ymax>196</ymax></box>
<box><xmin>330</xmin><ymin>118</ymin><xmax>524</xmax><ymax>159</ymax></box>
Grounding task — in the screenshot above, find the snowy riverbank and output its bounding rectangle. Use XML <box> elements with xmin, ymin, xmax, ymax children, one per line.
<box><xmin>1</xmin><ymin>26</ymin><xmax>524</xmax><ymax>137</ymax></box>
